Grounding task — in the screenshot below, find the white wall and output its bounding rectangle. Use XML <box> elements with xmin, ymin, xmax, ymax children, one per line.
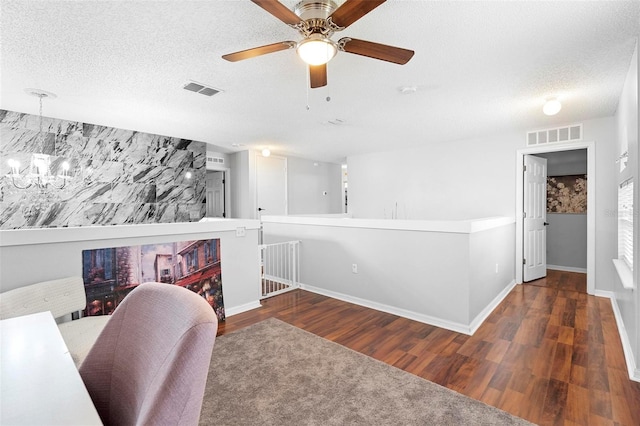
<box><xmin>229</xmin><ymin>150</ymin><xmax>254</xmax><ymax>219</ymax></box>
<box><xmin>0</xmin><ymin>221</ymin><xmax>262</xmax><ymax>316</ymax></box>
<box><xmin>230</xmin><ymin>150</ymin><xmax>343</xmax><ymax>219</ymax></box>
<box><xmin>347</xmin><ymin>132</ymin><xmax>518</xmax><ymax>220</ymax></box>
<box><xmin>347</xmin><ymin>116</ymin><xmax>618</xmax><ymax>295</ymax></box>
<box><xmin>263</xmin><ymin>217</ymin><xmax>515</xmax><ymax>333</ymax></box>
<box><xmin>546</xmin><ymin>213</ymin><xmax>588</xmax><ymax>270</ymax></box>
<box><xmin>585</xmin><ymin>117</ymin><xmax>619</xmax><ymax>294</ymax></box>
<box><xmin>614</xmin><ymin>40</ymin><xmax>639</xmax><ymax>380</ymax></box>
<box><xmin>469</xmin><ymin>224</ymin><xmax>515</xmax><ymax>320</ymax></box>
<box><xmin>287</xmin><ymin>157</ymin><xmax>342</xmax><ymax>215</ymax></box>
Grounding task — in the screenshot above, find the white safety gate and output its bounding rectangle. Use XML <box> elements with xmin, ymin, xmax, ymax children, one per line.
<box><xmin>259</xmin><ymin>241</ymin><xmax>300</xmax><ymax>299</ymax></box>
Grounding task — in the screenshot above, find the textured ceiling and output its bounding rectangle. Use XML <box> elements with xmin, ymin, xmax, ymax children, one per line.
<box><xmin>1</xmin><ymin>1</ymin><xmax>638</xmax><ymax>163</ymax></box>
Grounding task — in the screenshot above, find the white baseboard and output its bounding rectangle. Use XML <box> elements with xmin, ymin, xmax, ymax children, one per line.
<box><xmin>300</xmin><ymin>283</ymin><xmax>472</xmax><ymax>334</ymax></box>
<box><xmin>593</xmin><ymin>290</ymin><xmax>640</xmax><ymax>383</ymax></box>
<box><xmin>469</xmin><ymin>280</ymin><xmax>517</xmax><ymax>334</ymax></box>
<box><xmin>299</xmin><ymin>282</ymin><xmax>514</xmax><ymax>336</ymax></box>
<box><xmin>225</xmin><ymin>300</ymin><xmax>261</xmax><ymax>317</ymax></box>
<box><xmin>547</xmin><ymin>265</ymin><xmax>587</xmax><ymax>273</ymax></box>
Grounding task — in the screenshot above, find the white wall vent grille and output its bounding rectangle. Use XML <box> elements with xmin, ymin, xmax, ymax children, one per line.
<box><xmin>207</xmin><ymin>156</ymin><xmax>225</xmax><ymax>166</ymax></box>
<box><xmin>526</xmin><ymin>123</ymin><xmax>582</xmax><ymax>146</ymax></box>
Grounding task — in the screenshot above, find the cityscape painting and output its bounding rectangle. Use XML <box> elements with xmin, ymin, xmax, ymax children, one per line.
<box><xmin>82</xmin><ymin>238</ymin><xmax>224</xmax><ymax>321</ymax></box>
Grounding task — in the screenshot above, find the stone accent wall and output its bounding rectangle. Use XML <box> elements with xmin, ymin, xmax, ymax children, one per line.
<box><xmin>0</xmin><ymin>110</ymin><xmax>206</xmax><ymax>228</ymax></box>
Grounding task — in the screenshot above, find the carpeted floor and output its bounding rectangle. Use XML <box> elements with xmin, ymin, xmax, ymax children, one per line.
<box><xmin>199</xmin><ymin>318</ymin><xmax>533</xmax><ymax>425</ymax></box>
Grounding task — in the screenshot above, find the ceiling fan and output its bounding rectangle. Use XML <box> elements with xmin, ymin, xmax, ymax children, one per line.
<box><xmin>222</xmin><ymin>0</ymin><xmax>414</xmax><ymax>88</ymax></box>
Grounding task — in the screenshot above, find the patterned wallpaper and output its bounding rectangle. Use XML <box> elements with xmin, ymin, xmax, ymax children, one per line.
<box><xmin>0</xmin><ymin>110</ymin><xmax>206</xmax><ymax>229</ymax></box>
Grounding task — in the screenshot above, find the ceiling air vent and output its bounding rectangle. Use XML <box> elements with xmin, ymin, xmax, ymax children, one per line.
<box><xmin>526</xmin><ymin>123</ymin><xmax>582</xmax><ymax>146</ymax></box>
<box><xmin>183</xmin><ymin>81</ymin><xmax>223</xmax><ymax>97</ymax></box>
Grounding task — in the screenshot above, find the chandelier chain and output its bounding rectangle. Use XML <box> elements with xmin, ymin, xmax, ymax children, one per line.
<box><xmin>38</xmin><ymin>94</ymin><xmax>44</xmax><ymax>152</ymax></box>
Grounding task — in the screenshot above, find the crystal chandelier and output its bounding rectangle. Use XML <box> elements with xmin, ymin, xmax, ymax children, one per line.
<box><xmin>5</xmin><ymin>89</ymin><xmax>74</xmax><ymax>190</ymax></box>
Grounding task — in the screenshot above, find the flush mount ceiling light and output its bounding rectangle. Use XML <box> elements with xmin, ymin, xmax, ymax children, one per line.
<box><xmin>262</xmin><ymin>148</ymin><xmax>271</xmax><ymax>157</ymax></box>
<box><xmin>543</xmin><ymin>98</ymin><xmax>562</xmax><ymax>116</ymax></box>
<box><xmin>297</xmin><ymin>34</ymin><xmax>337</xmax><ymax>65</ymax></box>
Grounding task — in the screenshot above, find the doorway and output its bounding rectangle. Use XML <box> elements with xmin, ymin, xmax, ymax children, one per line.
<box><xmin>515</xmin><ymin>142</ymin><xmax>595</xmax><ymax>294</ymax></box>
<box><xmin>206</xmin><ymin>170</ymin><xmax>227</xmax><ymax>218</ymax></box>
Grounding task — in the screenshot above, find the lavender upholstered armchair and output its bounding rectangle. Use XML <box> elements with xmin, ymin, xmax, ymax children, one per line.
<box><xmin>79</xmin><ymin>282</ymin><xmax>218</xmax><ymax>426</ymax></box>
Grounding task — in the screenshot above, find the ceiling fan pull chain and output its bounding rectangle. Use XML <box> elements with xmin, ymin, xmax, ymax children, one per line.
<box><xmin>306</xmin><ymin>68</ymin><xmax>311</xmax><ymax>110</ymax></box>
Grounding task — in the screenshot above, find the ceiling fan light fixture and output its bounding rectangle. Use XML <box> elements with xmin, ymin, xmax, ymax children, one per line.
<box><xmin>543</xmin><ymin>98</ymin><xmax>562</xmax><ymax>116</ymax></box>
<box><xmin>297</xmin><ymin>34</ymin><xmax>337</xmax><ymax>66</ymax></box>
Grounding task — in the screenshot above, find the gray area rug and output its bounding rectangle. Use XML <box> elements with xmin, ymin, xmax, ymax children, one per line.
<box><xmin>200</xmin><ymin>318</ymin><xmax>533</xmax><ymax>425</ymax></box>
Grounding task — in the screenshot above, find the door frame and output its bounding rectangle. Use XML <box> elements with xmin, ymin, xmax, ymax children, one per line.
<box><xmin>205</xmin><ymin>168</ymin><xmax>231</xmax><ymax>218</ymax></box>
<box><xmin>515</xmin><ymin>141</ymin><xmax>595</xmax><ymax>294</ymax></box>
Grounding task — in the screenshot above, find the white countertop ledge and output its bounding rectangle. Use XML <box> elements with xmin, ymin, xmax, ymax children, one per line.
<box><xmin>0</xmin><ymin>219</ymin><xmax>261</xmax><ymax>247</ymax></box>
<box><xmin>612</xmin><ymin>259</ymin><xmax>635</xmax><ymax>290</ymax></box>
<box><xmin>261</xmin><ymin>215</ymin><xmax>515</xmax><ymax>234</ymax></box>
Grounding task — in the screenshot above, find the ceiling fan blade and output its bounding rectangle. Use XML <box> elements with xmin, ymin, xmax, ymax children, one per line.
<box><xmin>222</xmin><ymin>41</ymin><xmax>296</xmax><ymax>62</ymax></box>
<box><xmin>309</xmin><ymin>64</ymin><xmax>327</xmax><ymax>88</ymax></box>
<box><xmin>251</xmin><ymin>0</ymin><xmax>302</xmax><ymax>25</ymax></box>
<box><xmin>339</xmin><ymin>38</ymin><xmax>414</xmax><ymax>65</ymax></box>
<box><xmin>329</xmin><ymin>0</ymin><xmax>386</xmax><ymax>29</ymax></box>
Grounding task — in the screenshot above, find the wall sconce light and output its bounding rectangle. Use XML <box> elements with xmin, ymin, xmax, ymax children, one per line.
<box><xmin>543</xmin><ymin>98</ymin><xmax>562</xmax><ymax>116</ymax></box>
<box><xmin>262</xmin><ymin>148</ymin><xmax>271</xmax><ymax>157</ymax></box>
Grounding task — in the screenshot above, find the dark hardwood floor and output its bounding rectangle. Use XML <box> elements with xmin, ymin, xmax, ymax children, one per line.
<box><xmin>218</xmin><ymin>270</ymin><xmax>640</xmax><ymax>425</ymax></box>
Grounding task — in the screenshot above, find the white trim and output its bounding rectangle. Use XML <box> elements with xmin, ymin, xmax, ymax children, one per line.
<box><xmin>261</xmin><ymin>215</ymin><xmax>515</xmax><ymax>234</ymax></box>
<box><xmin>468</xmin><ymin>280</ymin><xmax>517</xmax><ymax>334</ymax></box>
<box><xmin>205</xmin><ymin>168</ymin><xmax>232</xmax><ymax>218</ymax></box>
<box><xmin>612</xmin><ymin>259</ymin><xmax>635</xmax><ymax>290</ymax></box>
<box><xmin>300</xmin><ymin>283</ymin><xmax>474</xmax><ymax>334</ymax></box>
<box><xmin>515</xmin><ymin>141</ymin><xmax>595</xmax><ymax>294</ymax></box>
<box><xmin>300</xmin><ymin>281</ymin><xmax>515</xmax><ymax>336</ymax></box>
<box><xmin>0</xmin><ymin>219</ymin><xmax>261</xmax><ymax>247</ymax></box>
<box><xmin>594</xmin><ymin>290</ymin><xmax>640</xmax><ymax>382</ymax></box>
<box><xmin>547</xmin><ymin>265</ymin><xmax>588</xmax><ymax>274</ymax></box>
<box><xmin>225</xmin><ymin>300</ymin><xmax>262</xmax><ymax>317</ymax></box>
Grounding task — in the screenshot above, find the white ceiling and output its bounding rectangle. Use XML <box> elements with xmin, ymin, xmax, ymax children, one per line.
<box><xmin>1</xmin><ymin>1</ymin><xmax>638</xmax><ymax>164</ymax></box>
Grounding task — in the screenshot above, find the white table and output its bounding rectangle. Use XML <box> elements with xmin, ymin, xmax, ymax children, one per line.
<box><xmin>1</xmin><ymin>311</ymin><xmax>102</xmax><ymax>425</ymax></box>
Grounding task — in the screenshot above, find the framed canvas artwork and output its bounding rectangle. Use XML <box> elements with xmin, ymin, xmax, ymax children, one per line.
<box><xmin>82</xmin><ymin>238</ymin><xmax>225</xmax><ymax>321</ymax></box>
<box><xmin>547</xmin><ymin>174</ymin><xmax>587</xmax><ymax>213</ymax></box>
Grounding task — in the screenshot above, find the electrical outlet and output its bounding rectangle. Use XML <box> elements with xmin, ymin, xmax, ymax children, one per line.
<box><xmin>352</xmin><ymin>263</ymin><xmax>358</xmax><ymax>274</ymax></box>
<box><xmin>495</xmin><ymin>263</ymin><xmax>499</xmax><ymax>273</ymax></box>
<box><xmin>236</xmin><ymin>227</ymin><xmax>246</xmax><ymax>237</ymax></box>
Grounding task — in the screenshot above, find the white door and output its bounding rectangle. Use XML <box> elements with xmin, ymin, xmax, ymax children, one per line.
<box><xmin>523</xmin><ymin>154</ymin><xmax>548</xmax><ymax>281</ymax></box>
<box><xmin>205</xmin><ymin>171</ymin><xmax>225</xmax><ymax>217</ymax></box>
<box><xmin>256</xmin><ymin>155</ymin><xmax>287</xmax><ymax>217</ymax></box>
